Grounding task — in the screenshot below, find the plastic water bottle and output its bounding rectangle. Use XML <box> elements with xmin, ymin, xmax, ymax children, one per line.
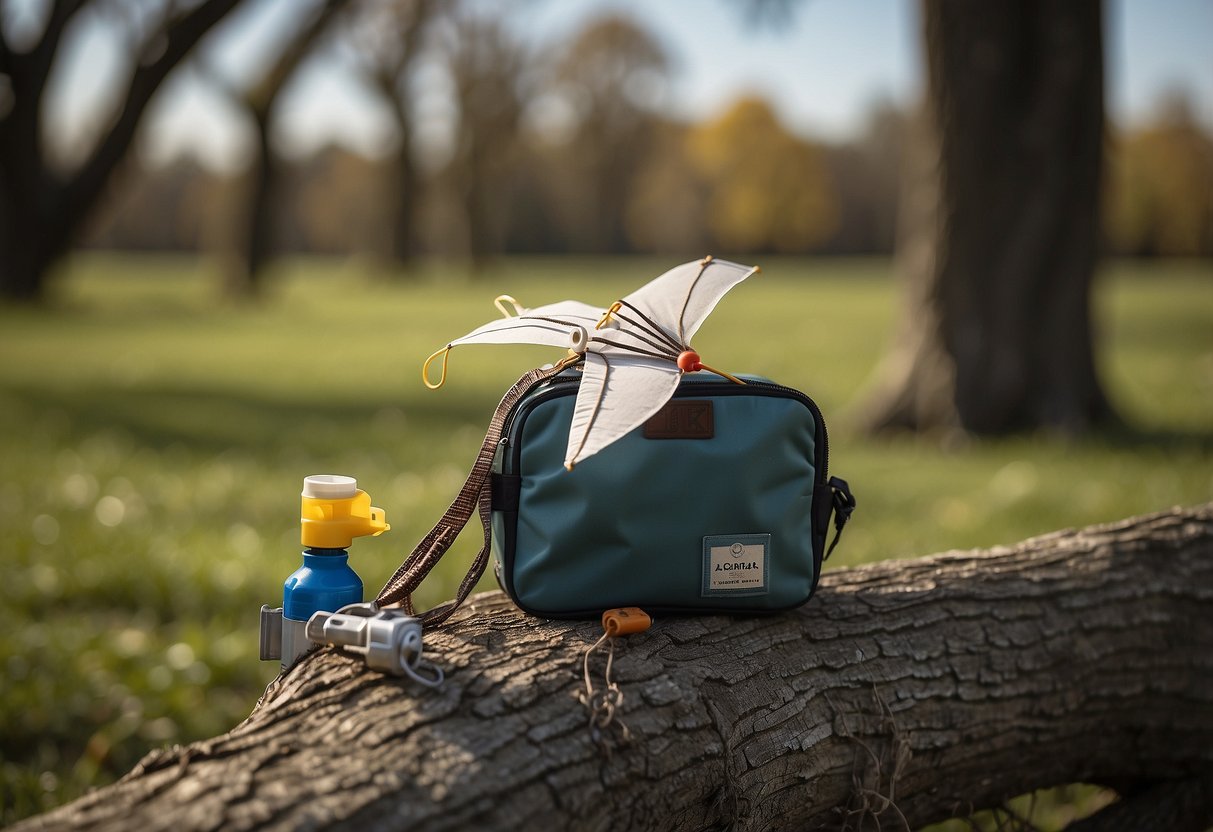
<box><xmin>260</xmin><ymin>475</ymin><xmax>389</xmax><ymax>669</ymax></box>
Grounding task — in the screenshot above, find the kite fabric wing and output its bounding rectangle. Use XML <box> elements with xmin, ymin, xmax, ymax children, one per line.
<box><xmin>425</xmin><ymin>256</ymin><xmax>760</xmax><ymax>469</ymax></box>
<box><xmin>560</xmin><ymin>257</ymin><xmax>757</xmax><ymax>467</ymax></box>
<box><xmin>563</xmin><ymin>351</ymin><xmax>681</xmax><ymax>470</ymax></box>
<box><xmin>619</xmin><ymin>257</ymin><xmax>759</xmax><ymax>346</ymax></box>
<box><xmin>446</xmin><ymin>299</ymin><xmax>605</xmax><ymax>349</ymax></box>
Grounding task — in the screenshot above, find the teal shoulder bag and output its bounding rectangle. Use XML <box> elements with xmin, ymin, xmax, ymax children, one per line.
<box><xmin>491</xmin><ymin>371</ymin><xmax>853</xmax><ymax>617</ymax></box>
<box><xmin>376</xmin><ymin>367</ymin><xmax>856</xmax><ymax>622</ymax></box>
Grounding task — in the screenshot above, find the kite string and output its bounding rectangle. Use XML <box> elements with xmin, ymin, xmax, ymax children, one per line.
<box><xmin>677</xmin><ymin>255</ymin><xmax>714</xmax><ymax>344</ymax></box>
<box><xmin>593</xmin><ymin>301</ymin><xmax>681</xmax><ymax>363</ymax></box>
<box><xmin>590</xmin><ymin>297</ymin><xmax>689</xmax><ymax>365</ymax></box>
<box><xmin>615</xmin><ymin>300</ymin><xmax>686</xmax><ymax>354</ymax></box>
<box><xmin>594</xmin><ymin>316</ymin><xmax>682</xmax><ymax>359</ymax></box>
<box><xmin>587</xmin><ymin>336</ymin><xmax>675</xmax><ymax>363</ymax></box>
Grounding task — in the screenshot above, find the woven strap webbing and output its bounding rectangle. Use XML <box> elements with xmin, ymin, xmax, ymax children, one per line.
<box><xmin>375</xmin><ymin>365</ymin><xmax>562</xmax><ymax>625</ymax></box>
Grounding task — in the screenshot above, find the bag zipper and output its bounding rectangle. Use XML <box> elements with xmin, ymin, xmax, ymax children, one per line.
<box><xmin>500</xmin><ymin>372</ymin><xmax>830</xmax><ymax>486</ymax></box>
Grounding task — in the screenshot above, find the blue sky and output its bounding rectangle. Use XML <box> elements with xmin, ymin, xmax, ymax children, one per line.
<box><xmin>35</xmin><ymin>0</ymin><xmax>1213</xmax><ymax>172</ymax></box>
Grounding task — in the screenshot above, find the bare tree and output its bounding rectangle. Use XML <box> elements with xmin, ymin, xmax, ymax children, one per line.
<box><xmin>0</xmin><ymin>0</ymin><xmax>245</xmax><ymax>302</ymax></box>
<box><xmin>443</xmin><ymin>12</ymin><xmax>528</xmax><ymax>269</ymax></box>
<box><xmin>1107</xmin><ymin>89</ymin><xmax>1213</xmax><ymax>259</ymax></box>
<box><xmin>548</xmin><ymin>14</ymin><xmax>667</xmax><ymax>253</ymax></box>
<box><xmin>347</xmin><ymin>0</ymin><xmax>438</xmax><ymax>272</ymax></box>
<box><xmin>821</xmin><ymin>100</ymin><xmax>906</xmax><ymax>255</ymax></box>
<box><xmin>863</xmin><ymin>0</ymin><xmax>1117</xmax><ymax>435</ymax></box>
<box><xmin>213</xmin><ymin>0</ymin><xmax>351</xmax><ymax>296</ymax></box>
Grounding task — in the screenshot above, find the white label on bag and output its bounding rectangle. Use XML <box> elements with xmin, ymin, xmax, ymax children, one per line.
<box><xmin>702</xmin><ymin>534</ymin><xmax>770</xmax><ymax>596</ymax></box>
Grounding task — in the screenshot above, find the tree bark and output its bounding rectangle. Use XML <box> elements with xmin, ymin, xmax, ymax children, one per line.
<box><xmin>14</xmin><ymin>504</ymin><xmax>1213</xmax><ymax>831</ymax></box>
<box><xmin>864</xmin><ymin>0</ymin><xmax>1117</xmax><ymax>436</ymax></box>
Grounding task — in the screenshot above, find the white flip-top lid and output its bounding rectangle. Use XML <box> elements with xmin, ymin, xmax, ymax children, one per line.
<box><xmin>302</xmin><ymin>474</ymin><xmax>358</xmax><ymax>499</ymax></box>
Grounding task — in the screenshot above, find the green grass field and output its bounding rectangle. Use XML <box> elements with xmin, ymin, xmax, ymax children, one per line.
<box><xmin>1</xmin><ymin>254</ymin><xmax>1210</xmax><ymax>826</ymax></box>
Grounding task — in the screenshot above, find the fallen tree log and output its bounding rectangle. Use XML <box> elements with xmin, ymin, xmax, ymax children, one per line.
<box><xmin>17</xmin><ymin>503</ymin><xmax>1213</xmax><ymax>831</ymax></box>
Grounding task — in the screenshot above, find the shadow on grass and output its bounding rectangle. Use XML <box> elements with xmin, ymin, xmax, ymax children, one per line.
<box><xmin>9</xmin><ymin>379</ymin><xmax>1213</xmax><ymax>463</ymax></box>
<box><xmin>1099</xmin><ymin>424</ymin><xmax>1213</xmax><ymax>454</ymax></box>
<box><xmin>3</xmin><ymin>382</ymin><xmax>504</xmax><ymax>457</ymax></box>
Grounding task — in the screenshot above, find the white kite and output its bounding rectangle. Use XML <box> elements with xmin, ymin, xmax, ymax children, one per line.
<box><xmin>423</xmin><ymin>256</ymin><xmax>759</xmax><ymax>470</ymax></box>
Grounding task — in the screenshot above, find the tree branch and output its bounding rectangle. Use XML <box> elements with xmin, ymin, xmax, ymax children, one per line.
<box><xmin>13</xmin><ymin>503</ymin><xmax>1213</xmax><ymax>831</ymax></box>
<box><xmin>57</xmin><ymin>0</ymin><xmax>242</xmax><ymax>237</ymax></box>
<box><xmin>27</xmin><ymin>0</ymin><xmax>90</xmax><ymax>88</ymax></box>
<box><xmin>0</xmin><ymin>0</ymin><xmax>90</xmax><ymax>186</ymax></box>
<box><xmin>245</xmin><ymin>0</ymin><xmax>350</xmax><ymax>119</ymax></box>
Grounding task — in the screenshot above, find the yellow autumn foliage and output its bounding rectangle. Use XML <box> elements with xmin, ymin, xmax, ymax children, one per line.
<box><xmin>1107</xmin><ymin>98</ymin><xmax>1213</xmax><ymax>257</ymax></box>
<box><xmin>687</xmin><ymin>97</ymin><xmax>839</xmax><ymax>253</ymax></box>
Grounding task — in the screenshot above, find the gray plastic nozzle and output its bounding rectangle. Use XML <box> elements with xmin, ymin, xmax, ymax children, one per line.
<box><xmin>306</xmin><ymin>602</ymin><xmax>443</xmax><ymax>686</ymax></box>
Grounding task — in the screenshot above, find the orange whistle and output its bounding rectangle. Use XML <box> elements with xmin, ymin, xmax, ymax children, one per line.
<box><xmin>602</xmin><ymin>607</ymin><xmax>651</xmax><ymax>636</ymax></box>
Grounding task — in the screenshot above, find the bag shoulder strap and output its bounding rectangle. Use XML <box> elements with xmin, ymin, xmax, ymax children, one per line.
<box><xmin>375</xmin><ymin>365</ymin><xmax>564</xmax><ymax>624</ymax></box>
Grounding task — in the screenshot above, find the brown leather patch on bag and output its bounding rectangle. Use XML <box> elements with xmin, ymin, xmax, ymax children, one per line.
<box><xmin>644</xmin><ymin>400</ymin><xmax>714</xmax><ymax>439</ymax></box>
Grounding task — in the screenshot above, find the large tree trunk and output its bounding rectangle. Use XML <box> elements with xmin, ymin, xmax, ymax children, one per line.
<box><xmin>14</xmin><ymin>504</ymin><xmax>1213</xmax><ymax>831</ymax></box>
<box><xmin>0</xmin><ymin>177</ymin><xmax>64</xmax><ymax>301</ymax></box>
<box><xmin>864</xmin><ymin>0</ymin><xmax>1117</xmax><ymax>436</ymax></box>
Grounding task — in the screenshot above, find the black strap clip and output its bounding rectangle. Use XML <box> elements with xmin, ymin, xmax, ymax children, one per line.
<box><xmin>824</xmin><ymin>476</ymin><xmax>856</xmax><ymax>560</ymax></box>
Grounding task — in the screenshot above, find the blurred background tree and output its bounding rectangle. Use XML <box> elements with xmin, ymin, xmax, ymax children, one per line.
<box><xmin>203</xmin><ymin>0</ymin><xmax>352</xmax><ymax>296</ymax></box>
<box><xmin>863</xmin><ymin>0</ymin><xmax>1114</xmax><ymax>436</ymax></box>
<box><xmin>546</xmin><ymin>14</ymin><xmax>668</xmax><ymax>253</ymax></box>
<box><xmin>689</xmin><ymin>96</ymin><xmax>837</xmax><ymax>253</ymax></box>
<box><xmin>13</xmin><ymin>0</ymin><xmax>1205</xmax><ymax>292</ymax></box>
<box><xmin>819</xmin><ymin>99</ymin><xmax>905</xmax><ymax>254</ymax></box>
<box><xmin>1107</xmin><ymin>89</ymin><xmax>1213</xmax><ymax>259</ymax></box>
<box><xmin>0</xmin><ymin>0</ymin><xmax>245</xmax><ymax>301</ymax></box>
<box><xmin>349</xmin><ymin>0</ymin><xmax>438</xmax><ymax>274</ymax></box>
<box><xmin>442</xmin><ymin>10</ymin><xmax>529</xmax><ymax>270</ymax></box>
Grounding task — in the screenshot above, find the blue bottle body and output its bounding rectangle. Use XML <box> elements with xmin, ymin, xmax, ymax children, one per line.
<box><xmin>283</xmin><ymin>548</ymin><xmax>363</xmax><ymax>622</ymax></box>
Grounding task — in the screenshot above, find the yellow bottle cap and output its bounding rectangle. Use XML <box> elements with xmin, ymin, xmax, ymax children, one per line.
<box><xmin>300</xmin><ymin>475</ymin><xmax>390</xmax><ymax>549</ymax></box>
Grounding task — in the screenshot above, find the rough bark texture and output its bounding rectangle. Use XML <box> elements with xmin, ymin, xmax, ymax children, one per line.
<box><xmin>16</xmin><ymin>504</ymin><xmax>1213</xmax><ymax>831</ymax></box>
<box><xmin>864</xmin><ymin>0</ymin><xmax>1117</xmax><ymax>436</ymax></box>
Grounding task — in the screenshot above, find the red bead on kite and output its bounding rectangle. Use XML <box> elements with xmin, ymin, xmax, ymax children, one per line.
<box><xmin>677</xmin><ymin>350</ymin><xmax>703</xmax><ymax>373</ymax></box>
